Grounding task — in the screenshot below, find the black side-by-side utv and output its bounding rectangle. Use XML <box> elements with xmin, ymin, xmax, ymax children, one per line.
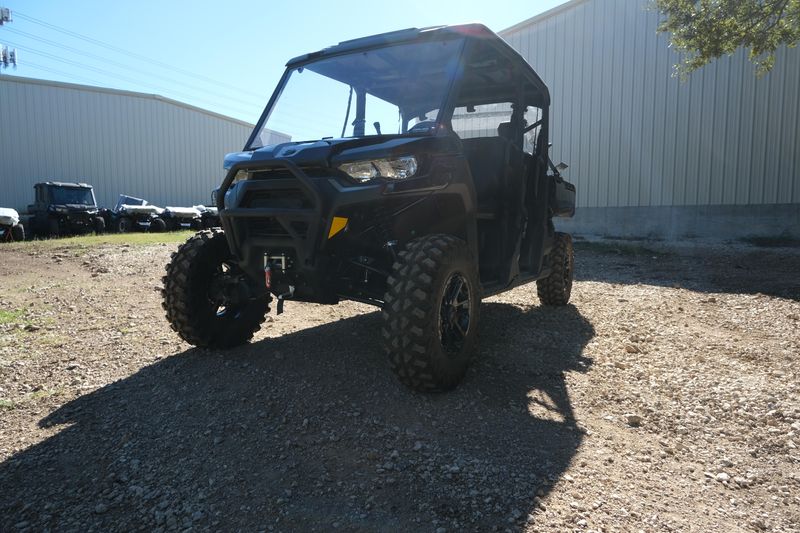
<box><xmin>26</xmin><ymin>182</ymin><xmax>106</xmax><ymax>237</ymax></box>
<box><xmin>163</xmin><ymin>24</ymin><xmax>576</xmax><ymax>392</ymax></box>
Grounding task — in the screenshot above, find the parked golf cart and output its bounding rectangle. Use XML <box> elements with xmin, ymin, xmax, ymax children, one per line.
<box><xmin>159</xmin><ymin>206</ymin><xmax>203</xmax><ymax>231</ymax></box>
<box><xmin>163</xmin><ymin>24</ymin><xmax>576</xmax><ymax>392</ymax></box>
<box><xmin>104</xmin><ymin>195</ymin><xmax>165</xmax><ymax>233</ymax></box>
<box><xmin>0</xmin><ymin>208</ymin><xmax>25</xmax><ymax>242</ymax></box>
<box><xmin>25</xmin><ymin>181</ymin><xmax>105</xmax><ymax>237</ymax></box>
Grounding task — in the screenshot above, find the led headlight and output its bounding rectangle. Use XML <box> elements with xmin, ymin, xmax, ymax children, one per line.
<box><xmin>219</xmin><ymin>171</ymin><xmax>250</xmax><ymax>207</ymax></box>
<box><xmin>230</xmin><ymin>169</ymin><xmax>249</xmax><ymax>184</ymax></box>
<box><xmin>339</xmin><ymin>156</ymin><xmax>418</xmax><ymax>182</ymax></box>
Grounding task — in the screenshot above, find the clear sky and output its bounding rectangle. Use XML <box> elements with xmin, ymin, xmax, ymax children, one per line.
<box><xmin>0</xmin><ymin>0</ymin><xmax>568</xmax><ymax>124</ymax></box>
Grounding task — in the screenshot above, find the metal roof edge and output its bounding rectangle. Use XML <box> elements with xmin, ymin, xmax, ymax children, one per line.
<box><xmin>0</xmin><ymin>74</ymin><xmax>255</xmax><ymax>129</ymax></box>
<box><xmin>499</xmin><ymin>0</ymin><xmax>591</xmax><ymax>36</ymax></box>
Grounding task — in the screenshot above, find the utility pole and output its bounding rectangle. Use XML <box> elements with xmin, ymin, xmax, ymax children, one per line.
<box><xmin>0</xmin><ymin>7</ymin><xmax>17</xmax><ymax>72</ymax></box>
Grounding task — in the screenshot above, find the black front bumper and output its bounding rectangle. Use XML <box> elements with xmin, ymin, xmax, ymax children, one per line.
<box><xmin>218</xmin><ymin>159</ymin><xmax>460</xmax><ymax>304</ymax></box>
<box><xmin>56</xmin><ymin>213</ymin><xmax>97</xmax><ymax>232</ymax></box>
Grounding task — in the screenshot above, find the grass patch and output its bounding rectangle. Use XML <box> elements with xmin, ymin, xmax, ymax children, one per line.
<box><xmin>739</xmin><ymin>235</ymin><xmax>800</xmax><ymax>248</ymax></box>
<box><xmin>0</xmin><ymin>309</ymin><xmax>25</xmax><ymax>325</ymax></box>
<box><xmin>0</xmin><ymin>399</ymin><xmax>15</xmax><ymax>410</ymax></box>
<box><xmin>575</xmin><ymin>241</ymin><xmax>669</xmax><ymax>257</ymax></box>
<box><xmin>28</xmin><ymin>388</ymin><xmax>63</xmax><ymax>401</ymax></box>
<box><xmin>5</xmin><ymin>231</ymin><xmax>194</xmax><ymax>251</ymax></box>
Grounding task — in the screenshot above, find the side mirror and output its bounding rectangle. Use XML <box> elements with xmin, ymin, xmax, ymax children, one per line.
<box><xmin>555</xmin><ymin>162</ymin><xmax>569</xmax><ymax>172</ymax></box>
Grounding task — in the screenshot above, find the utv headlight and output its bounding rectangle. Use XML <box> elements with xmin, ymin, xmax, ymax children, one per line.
<box><xmin>339</xmin><ymin>156</ymin><xmax>418</xmax><ymax>182</ymax></box>
<box><xmin>230</xmin><ymin>170</ymin><xmax>249</xmax><ymax>184</ymax></box>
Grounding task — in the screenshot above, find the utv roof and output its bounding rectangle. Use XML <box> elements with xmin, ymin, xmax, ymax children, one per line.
<box><xmin>36</xmin><ymin>181</ymin><xmax>93</xmax><ymax>188</ymax></box>
<box><xmin>287</xmin><ymin>23</ymin><xmax>550</xmax><ymax>107</ymax></box>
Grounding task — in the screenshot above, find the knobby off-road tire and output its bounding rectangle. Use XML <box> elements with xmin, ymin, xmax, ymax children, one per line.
<box><xmin>162</xmin><ymin>228</ymin><xmax>268</xmax><ymax>348</ymax></box>
<box><xmin>11</xmin><ymin>223</ymin><xmax>24</xmax><ymax>242</ymax></box>
<box><xmin>47</xmin><ymin>218</ymin><xmax>60</xmax><ymax>237</ymax></box>
<box><xmin>93</xmin><ymin>217</ymin><xmax>106</xmax><ymax>235</ymax></box>
<box><xmin>150</xmin><ymin>218</ymin><xmax>167</xmax><ymax>233</ymax></box>
<box><xmin>536</xmin><ymin>232</ymin><xmax>574</xmax><ymax>306</ymax></box>
<box><xmin>382</xmin><ymin>234</ymin><xmax>480</xmax><ymax>392</ymax></box>
<box><xmin>117</xmin><ymin>217</ymin><xmax>132</xmax><ymax>233</ymax></box>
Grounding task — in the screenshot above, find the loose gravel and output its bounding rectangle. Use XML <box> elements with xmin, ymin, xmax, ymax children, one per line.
<box><xmin>0</xmin><ymin>238</ymin><xmax>798</xmax><ymax>532</ymax></box>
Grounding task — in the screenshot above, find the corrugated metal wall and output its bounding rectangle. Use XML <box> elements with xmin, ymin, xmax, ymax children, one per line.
<box><xmin>0</xmin><ymin>76</ymin><xmax>286</xmax><ymax>211</ymax></box>
<box><xmin>501</xmin><ymin>0</ymin><xmax>800</xmax><ymax>209</ymax></box>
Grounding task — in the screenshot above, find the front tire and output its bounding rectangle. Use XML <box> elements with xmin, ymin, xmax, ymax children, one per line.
<box><xmin>162</xmin><ymin>229</ymin><xmax>268</xmax><ymax>348</ymax></box>
<box><xmin>382</xmin><ymin>234</ymin><xmax>480</xmax><ymax>392</ymax></box>
<box><xmin>117</xmin><ymin>217</ymin><xmax>132</xmax><ymax>233</ymax></box>
<box><xmin>93</xmin><ymin>216</ymin><xmax>106</xmax><ymax>234</ymax></box>
<box><xmin>150</xmin><ymin>218</ymin><xmax>167</xmax><ymax>233</ymax></box>
<box><xmin>11</xmin><ymin>223</ymin><xmax>24</xmax><ymax>242</ymax></box>
<box><xmin>47</xmin><ymin>218</ymin><xmax>60</xmax><ymax>237</ymax></box>
<box><xmin>536</xmin><ymin>232</ymin><xmax>574</xmax><ymax>306</ymax></box>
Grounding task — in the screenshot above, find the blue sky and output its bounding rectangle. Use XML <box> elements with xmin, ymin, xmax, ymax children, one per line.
<box><xmin>1</xmin><ymin>0</ymin><xmax>567</xmax><ymax>123</ymax></box>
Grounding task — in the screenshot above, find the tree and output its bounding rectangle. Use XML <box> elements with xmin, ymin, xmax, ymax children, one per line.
<box><xmin>655</xmin><ymin>0</ymin><xmax>800</xmax><ymax>76</ymax></box>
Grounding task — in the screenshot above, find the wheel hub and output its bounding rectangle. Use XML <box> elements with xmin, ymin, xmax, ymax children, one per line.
<box><xmin>439</xmin><ymin>272</ymin><xmax>471</xmax><ymax>354</ymax></box>
<box><xmin>207</xmin><ymin>261</ymin><xmax>251</xmax><ymax>318</ymax></box>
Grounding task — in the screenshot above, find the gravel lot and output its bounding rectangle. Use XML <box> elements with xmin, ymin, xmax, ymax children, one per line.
<box><xmin>1</xmin><ymin>236</ymin><xmax>799</xmax><ymax>532</ymax></box>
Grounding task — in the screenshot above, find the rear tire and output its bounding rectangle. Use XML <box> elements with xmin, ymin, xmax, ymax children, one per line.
<box><xmin>536</xmin><ymin>232</ymin><xmax>574</xmax><ymax>306</ymax></box>
<box><xmin>93</xmin><ymin>217</ymin><xmax>106</xmax><ymax>234</ymax></box>
<box><xmin>11</xmin><ymin>223</ymin><xmax>24</xmax><ymax>242</ymax></box>
<box><xmin>162</xmin><ymin>229</ymin><xmax>268</xmax><ymax>348</ymax></box>
<box><xmin>382</xmin><ymin>234</ymin><xmax>480</xmax><ymax>392</ymax></box>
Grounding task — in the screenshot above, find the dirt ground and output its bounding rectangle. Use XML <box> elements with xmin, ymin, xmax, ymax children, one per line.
<box><xmin>0</xmin><ymin>236</ymin><xmax>798</xmax><ymax>532</ymax></box>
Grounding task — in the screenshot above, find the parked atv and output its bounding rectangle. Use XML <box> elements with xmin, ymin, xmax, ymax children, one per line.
<box><xmin>162</xmin><ymin>24</ymin><xmax>576</xmax><ymax>392</ymax></box>
<box><xmin>0</xmin><ymin>208</ymin><xmax>25</xmax><ymax>242</ymax></box>
<box><xmin>159</xmin><ymin>206</ymin><xmax>203</xmax><ymax>231</ymax></box>
<box><xmin>25</xmin><ymin>182</ymin><xmax>105</xmax><ymax>237</ymax></box>
<box><xmin>104</xmin><ymin>195</ymin><xmax>165</xmax><ymax>233</ymax></box>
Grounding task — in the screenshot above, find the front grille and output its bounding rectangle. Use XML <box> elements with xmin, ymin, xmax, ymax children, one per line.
<box><xmin>246</xmin><ymin>218</ymin><xmax>310</xmax><ymax>240</ymax></box>
<box><xmin>289</xmin><ymin>221</ymin><xmax>309</xmax><ymax>239</ymax></box>
<box><xmin>250</xmin><ymin>167</ymin><xmax>329</xmax><ymax>180</ymax></box>
<box><xmin>248</xmin><ymin>218</ymin><xmax>290</xmax><ymax>238</ymax></box>
<box><xmin>244</xmin><ymin>189</ymin><xmax>313</xmax><ymax>210</ymax></box>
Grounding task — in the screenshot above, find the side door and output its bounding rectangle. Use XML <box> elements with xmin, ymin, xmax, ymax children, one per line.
<box><xmin>517</xmin><ymin>105</ymin><xmax>552</xmax><ymax>277</ymax></box>
<box><xmin>450</xmin><ymin>100</ymin><xmax>527</xmax><ymax>286</ymax></box>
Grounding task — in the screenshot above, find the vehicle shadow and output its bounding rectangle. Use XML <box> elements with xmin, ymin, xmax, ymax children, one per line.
<box><xmin>573</xmin><ymin>241</ymin><xmax>800</xmax><ymax>301</ymax></box>
<box><xmin>0</xmin><ymin>302</ymin><xmax>594</xmax><ymax>532</ymax></box>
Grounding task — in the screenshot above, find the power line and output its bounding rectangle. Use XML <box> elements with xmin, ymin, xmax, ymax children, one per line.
<box><xmin>3</xmin><ymin>26</ymin><xmax>264</xmax><ymax>104</ymax></box>
<box><xmin>22</xmin><ymin>59</ymin><xmax>108</xmax><ymax>86</ymax></box>
<box><xmin>5</xmin><ymin>40</ymin><xmax>260</xmax><ymax>117</ymax></box>
<box><xmin>14</xmin><ymin>10</ymin><xmax>266</xmax><ymax>99</ymax></box>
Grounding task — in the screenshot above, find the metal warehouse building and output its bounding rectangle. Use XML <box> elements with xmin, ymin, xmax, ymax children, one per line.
<box><xmin>0</xmin><ymin>75</ymin><xmax>287</xmax><ymax>211</ymax></box>
<box><xmin>502</xmin><ymin>0</ymin><xmax>800</xmax><ymax>240</ymax></box>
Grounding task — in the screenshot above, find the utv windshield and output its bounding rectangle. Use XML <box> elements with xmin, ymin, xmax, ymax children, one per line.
<box><xmin>249</xmin><ymin>38</ymin><xmax>465</xmax><ymax>149</ymax></box>
<box><xmin>50</xmin><ymin>187</ymin><xmax>94</xmax><ymax>206</ymax></box>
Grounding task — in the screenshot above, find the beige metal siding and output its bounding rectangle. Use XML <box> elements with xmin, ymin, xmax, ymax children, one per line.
<box><xmin>501</xmin><ymin>0</ymin><xmax>800</xmax><ymax>208</ymax></box>
<box><xmin>0</xmin><ymin>76</ymin><xmax>287</xmax><ymax>211</ymax></box>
